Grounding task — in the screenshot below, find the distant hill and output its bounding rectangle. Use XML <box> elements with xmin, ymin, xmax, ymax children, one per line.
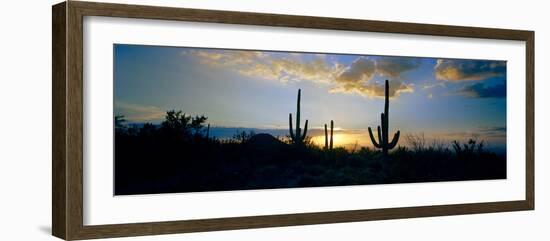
<box><xmin>246</xmin><ymin>133</ymin><xmax>285</xmax><ymax>150</ymax></box>
<box><xmin>210</xmin><ymin>127</ymin><xmax>288</xmax><ymax>139</ymax></box>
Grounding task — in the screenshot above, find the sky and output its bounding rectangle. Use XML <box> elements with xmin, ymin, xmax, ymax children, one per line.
<box><xmin>114</xmin><ymin>44</ymin><xmax>507</xmax><ymax>151</ymax></box>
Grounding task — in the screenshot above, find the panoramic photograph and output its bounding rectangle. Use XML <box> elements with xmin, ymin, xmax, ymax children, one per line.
<box><xmin>113</xmin><ymin>44</ymin><xmax>507</xmax><ymax>195</ymax></box>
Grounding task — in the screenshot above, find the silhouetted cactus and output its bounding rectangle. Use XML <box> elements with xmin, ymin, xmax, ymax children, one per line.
<box><xmin>330</xmin><ymin>120</ymin><xmax>334</xmax><ymax>149</ymax></box>
<box><xmin>289</xmin><ymin>89</ymin><xmax>308</xmax><ymax>145</ymax></box>
<box><xmin>205</xmin><ymin>123</ymin><xmax>210</xmax><ymax>139</ymax></box>
<box><xmin>324</xmin><ymin>120</ymin><xmax>334</xmax><ymax>150</ymax></box>
<box><xmin>324</xmin><ymin>124</ymin><xmax>328</xmax><ymax>149</ymax></box>
<box><xmin>368</xmin><ymin>80</ymin><xmax>400</xmax><ymax>157</ymax></box>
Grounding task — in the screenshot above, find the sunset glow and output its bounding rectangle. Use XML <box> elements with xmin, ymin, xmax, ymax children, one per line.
<box><xmin>113</xmin><ymin>44</ymin><xmax>508</xmax><ymax>195</ymax></box>
<box><xmin>114</xmin><ymin>44</ymin><xmax>506</xmax><ymax>152</ymax></box>
<box><xmin>310</xmin><ymin>131</ymin><xmax>372</xmax><ymax>149</ymax></box>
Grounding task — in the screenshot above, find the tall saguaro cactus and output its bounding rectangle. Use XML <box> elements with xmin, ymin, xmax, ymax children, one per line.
<box><xmin>324</xmin><ymin>120</ymin><xmax>334</xmax><ymax>150</ymax></box>
<box><xmin>289</xmin><ymin>89</ymin><xmax>309</xmax><ymax>145</ymax></box>
<box><xmin>368</xmin><ymin>80</ymin><xmax>400</xmax><ymax>157</ymax></box>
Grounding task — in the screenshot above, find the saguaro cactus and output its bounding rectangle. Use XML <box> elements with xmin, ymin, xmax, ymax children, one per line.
<box><xmin>205</xmin><ymin>123</ymin><xmax>210</xmax><ymax>139</ymax></box>
<box><xmin>324</xmin><ymin>120</ymin><xmax>334</xmax><ymax>150</ymax></box>
<box><xmin>289</xmin><ymin>89</ymin><xmax>309</xmax><ymax>145</ymax></box>
<box><xmin>368</xmin><ymin>80</ymin><xmax>400</xmax><ymax>157</ymax></box>
<box><xmin>325</xmin><ymin>124</ymin><xmax>328</xmax><ymax>149</ymax></box>
<box><xmin>330</xmin><ymin>120</ymin><xmax>334</xmax><ymax>149</ymax></box>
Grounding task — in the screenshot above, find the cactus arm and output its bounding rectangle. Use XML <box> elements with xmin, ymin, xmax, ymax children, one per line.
<box><xmin>384</xmin><ymin>80</ymin><xmax>389</xmax><ymax>118</ymax></box>
<box><xmin>301</xmin><ymin>119</ymin><xmax>308</xmax><ymax>140</ymax></box>
<box><xmin>381</xmin><ymin>113</ymin><xmax>387</xmax><ymax>146</ymax></box>
<box><xmin>388</xmin><ymin>130</ymin><xmax>400</xmax><ymax>149</ymax></box>
<box><xmin>377</xmin><ymin>125</ymin><xmax>382</xmax><ymax>146</ymax></box>
<box><xmin>289</xmin><ymin>113</ymin><xmax>295</xmax><ymax>140</ymax></box>
<box><xmin>324</xmin><ymin>124</ymin><xmax>328</xmax><ymax>149</ymax></box>
<box><xmin>383</xmin><ymin>80</ymin><xmax>390</xmax><ymax>144</ymax></box>
<box><xmin>330</xmin><ymin>120</ymin><xmax>334</xmax><ymax>149</ymax></box>
<box><xmin>368</xmin><ymin>127</ymin><xmax>381</xmax><ymax>148</ymax></box>
<box><xmin>296</xmin><ymin>89</ymin><xmax>301</xmax><ymax>138</ymax></box>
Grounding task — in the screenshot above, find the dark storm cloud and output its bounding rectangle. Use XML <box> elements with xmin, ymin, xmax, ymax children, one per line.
<box><xmin>435</xmin><ymin>59</ymin><xmax>506</xmax><ymax>81</ymax></box>
<box><xmin>457</xmin><ymin>83</ymin><xmax>506</xmax><ymax>98</ymax></box>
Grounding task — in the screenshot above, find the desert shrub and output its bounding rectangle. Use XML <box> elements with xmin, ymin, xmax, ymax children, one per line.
<box><xmin>114</xmin><ymin>112</ymin><xmax>506</xmax><ymax>195</ymax></box>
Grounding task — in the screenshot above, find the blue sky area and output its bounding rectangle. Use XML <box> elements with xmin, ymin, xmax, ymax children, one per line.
<box><xmin>114</xmin><ymin>44</ymin><xmax>506</xmax><ymax>151</ymax></box>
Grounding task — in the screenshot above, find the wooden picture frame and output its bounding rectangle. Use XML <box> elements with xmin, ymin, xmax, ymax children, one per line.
<box><xmin>52</xmin><ymin>1</ymin><xmax>534</xmax><ymax>240</ymax></box>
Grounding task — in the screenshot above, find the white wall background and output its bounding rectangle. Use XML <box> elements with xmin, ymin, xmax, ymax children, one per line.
<box><xmin>0</xmin><ymin>0</ymin><xmax>547</xmax><ymax>240</ymax></box>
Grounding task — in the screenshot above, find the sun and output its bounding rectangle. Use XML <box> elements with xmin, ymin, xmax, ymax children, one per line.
<box><xmin>311</xmin><ymin>132</ymin><xmax>360</xmax><ymax>148</ymax></box>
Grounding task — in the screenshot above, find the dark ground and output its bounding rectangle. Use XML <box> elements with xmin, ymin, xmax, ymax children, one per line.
<box><xmin>114</xmin><ymin>115</ymin><xmax>506</xmax><ymax>195</ymax></box>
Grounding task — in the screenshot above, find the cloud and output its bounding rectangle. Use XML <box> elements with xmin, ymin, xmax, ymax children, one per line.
<box><xmin>185</xmin><ymin>49</ymin><xmax>338</xmax><ymax>85</ymax></box>
<box><xmin>114</xmin><ymin>101</ymin><xmax>165</xmax><ymax>122</ymax></box>
<box><xmin>335</xmin><ymin>57</ymin><xmax>376</xmax><ymax>84</ymax></box>
<box><xmin>434</xmin><ymin>59</ymin><xmax>506</xmax><ymax>81</ymax></box>
<box><xmin>457</xmin><ymin>83</ymin><xmax>506</xmax><ymax>98</ymax></box>
<box><xmin>183</xmin><ymin>50</ymin><xmax>420</xmax><ymax>98</ymax></box>
<box><xmin>480</xmin><ymin>126</ymin><xmax>506</xmax><ymax>132</ymax></box>
<box><xmin>478</xmin><ymin>126</ymin><xmax>506</xmax><ymax>138</ymax></box>
<box><xmin>186</xmin><ymin>49</ymin><xmax>266</xmax><ymax>66</ymax></box>
<box><xmin>330</xmin><ymin>79</ymin><xmax>414</xmax><ymax>98</ymax></box>
<box><xmin>331</xmin><ymin>57</ymin><xmax>414</xmax><ymax>98</ymax></box>
<box><xmin>240</xmin><ymin>57</ymin><xmax>336</xmax><ymax>84</ymax></box>
<box><xmin>422</xmin><ymin>82</ymin><xmax>446</xmax><ymax>90</ymax></box>
<box><xmin>375</xmin><ymin>57</ymin><xmax>421</xmax><ymax>78</ymax></box>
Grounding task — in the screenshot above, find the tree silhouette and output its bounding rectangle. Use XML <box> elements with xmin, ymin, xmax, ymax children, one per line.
<box><xmin>190</xmin><ymin>115</ymin><xmax>208</xmax><ymax>136</ymax></box>
<box><xmin>160</xmin><ymin>110</ymin><xmax>192</xmax><ymax>136</ymax></box>
<box><xmin>115</xmin><ymin>115</ymin><xmax>127</xmax><ymax>131</ymax></box>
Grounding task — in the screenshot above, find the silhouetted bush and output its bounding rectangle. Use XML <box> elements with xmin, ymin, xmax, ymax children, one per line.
<box><xmin>114</xmin><ymin>112</ymin><xmax>506</xmax><ymax>195</ymax></box>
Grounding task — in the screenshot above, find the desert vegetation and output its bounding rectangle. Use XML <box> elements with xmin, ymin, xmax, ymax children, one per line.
<box><xmin>114</xmin><ymin>80</ymin><xmax>506</xmax><ymax>195</ymax></box>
